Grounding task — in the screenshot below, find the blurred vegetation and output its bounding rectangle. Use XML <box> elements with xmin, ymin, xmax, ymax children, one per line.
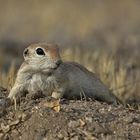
<box><xmin>0</xmin><ymin>0</ymin><xmax>140</xmax><ymax>103</ymax></box>
<box><xmin>0</xmin><ymin>0</ymin><xmax>139</xmax><ymax>45</ymax></box>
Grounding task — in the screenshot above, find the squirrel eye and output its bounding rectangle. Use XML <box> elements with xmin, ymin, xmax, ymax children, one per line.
<box><xmin>36</xmin><ymin>48</ymin><xmax>45</xmax><ymax>55</ymax></box>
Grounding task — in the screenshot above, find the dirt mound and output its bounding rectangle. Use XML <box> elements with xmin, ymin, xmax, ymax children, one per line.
<box><xmin>0</xmin><ymin>90</ymin><xmax>140</xmax><ymax>140</ymax></box>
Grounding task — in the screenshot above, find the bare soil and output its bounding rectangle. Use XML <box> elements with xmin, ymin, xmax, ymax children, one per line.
<box><xmin>0</xmin><ymin>88</ymin><xmax>140</xmax><ymax>140</ymax></box>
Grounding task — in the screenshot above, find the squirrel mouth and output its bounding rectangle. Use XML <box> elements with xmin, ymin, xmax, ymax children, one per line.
<box><xmin>42</xmin><ymin>60</ymin><xmax>62</xmax><ymax>76</ymax></box>
<box><xmin>53</xmin><ymin>60</ymin><xmax>62</xmax><ymax>70</ymax></box>
<box><xmin>48</xmin><ymin>60</ymin><xmax>62</xmax><ymax>71</ymax></box>
<box><xmin>45</xmin><ymin>61</ymin><xmax>62</xmax><ymax>76</ymax></box>
<box><xmin>42</xmin><ymin>60</ymin><xmax>62</xmax><ymax>74</ymax></box>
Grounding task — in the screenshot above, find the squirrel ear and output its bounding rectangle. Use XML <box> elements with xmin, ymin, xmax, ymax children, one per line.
<box><xmin>23</xmin><ymin>48</ymin><xmax>29</xmax><ymax>60</ymax></box>
<box><xmin>23</xmin><ymin>48</ymin><xmax>29</xmax><ymax>57</ymax></box>
<box><xmin>23</xmin><ymin>48</ymin><xmax>29</xmax><ymax>56</ymax></box>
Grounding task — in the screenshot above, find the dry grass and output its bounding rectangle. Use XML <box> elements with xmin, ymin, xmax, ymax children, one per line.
<box><xmin>0</xmin><ymin>61</ymin><xmax>16</xmax><ymax>91</ymax></box>
<box><xmin>0</xmin><ymin>0</ymin><xmax>139</xmax><ymax>45</ymax></box>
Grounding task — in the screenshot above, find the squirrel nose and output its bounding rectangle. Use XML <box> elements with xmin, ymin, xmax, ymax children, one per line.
<box><xmin>24</xmin><ymin>49</ymin><xmax>29</xmax><ymax>56</ymax></box>
<box><xmin>56</xmin><ymin>60</ymin><xmax>62</xmax><ymax>66</ymax></box>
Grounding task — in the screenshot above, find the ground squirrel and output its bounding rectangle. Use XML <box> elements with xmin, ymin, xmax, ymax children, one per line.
<box><xmin>8</xmin><ymin>43</ymin><xmax>120</xmax><ymax>105</ymax></box>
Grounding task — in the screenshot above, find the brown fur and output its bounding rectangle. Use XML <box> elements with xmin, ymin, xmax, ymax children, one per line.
<box><xmin>8</xmin><ymin>43</ymin><xmax>121</xmax><ymax>104</ymax></box>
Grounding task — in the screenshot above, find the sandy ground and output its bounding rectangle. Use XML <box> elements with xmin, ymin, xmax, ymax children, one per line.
<box><xmin>0</xmin><ymin>87</ymin><xmax>140</xmax><ymax>140</ymax></box>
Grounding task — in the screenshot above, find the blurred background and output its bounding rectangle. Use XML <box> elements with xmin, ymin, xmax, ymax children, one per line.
<box><xmin>0</xmin><ymin>0</ymin><xmax>140</xmax><ymax>104</ymax></box>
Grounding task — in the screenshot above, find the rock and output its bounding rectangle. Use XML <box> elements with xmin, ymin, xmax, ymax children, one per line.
<box><xmin>0</xmin><ymin>106</ymin><xmax>7</xmax><ymax>117</ymax></box>
<box><xmin>11</xmin><ymin>129</ymin><xmax>19</xmax><ymax>138</ymax></box>
<box><xmin>0</xmin><ymin>133</ymin><xmax>4</xmax><ymax>139</ymax></box>
<box><xmin>1</xmin><ymin>123</ymin><xmax>10</xmax><ymax>133</ymax></box>
<box><xmin>0</xmin><ymin>98</ymin><xmax>11</xmax><ymax>108</ymax></box>
<box><xmin>68</xmin><ymin>120</ymin><xmax>80</xmax><ymax>128</ymax></box>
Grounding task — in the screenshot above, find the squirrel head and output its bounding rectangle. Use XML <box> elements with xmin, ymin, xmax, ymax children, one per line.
<box><xmin>23</xmin><ymin>43</ymin><xmax>62</xmax><ymax>73</ymax></box>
